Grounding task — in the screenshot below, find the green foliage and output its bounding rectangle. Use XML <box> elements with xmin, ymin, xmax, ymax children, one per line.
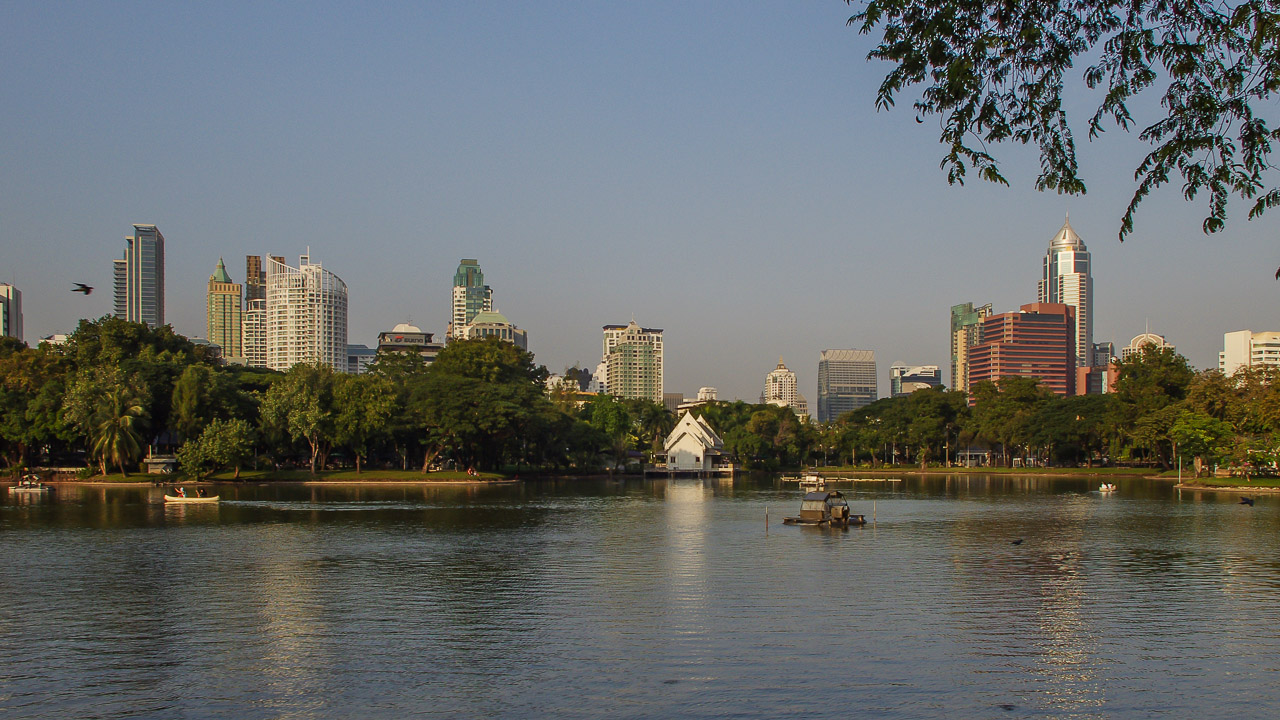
<box><xmin>61</xmin><ymin>367</ymin><xmax>151</xmax><ymax>476</ymax></box>
<box><xmin>177</xmin><ymin>418</ymin><xmax>255</xmax><ymax>479</ymax></box>
<box><xmin>333</xmin><ymin>373</ymin><xmax>396</xmax><ymax>473</ymax></box>
<box><xmin>848</xmin><ymin>0</ymin><xmax>1280</xmax><ymax>242</ymax></box>
<box><xmin>259</xmin><ymin>363</ymin><xmax>337</xmax><ymax>475</ymax></box>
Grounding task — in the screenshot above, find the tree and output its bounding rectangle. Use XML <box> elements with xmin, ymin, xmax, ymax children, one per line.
<box><xmin>176</xmin><ymin>418</ymin><xmax>255</xmax><ymax>479</ymax></box>
<box><xmin>62</xmin><ymin>367</ymin><xmax>151</xmax><ymax>476</ymax></box>
<box><xmin>259</xmin><ymin>363</ymin><xmax>337</xmax><ymax>475</ymax></box>
<box><xmin>589</xmin><ymin>395</ymin><xmax>634</xmax><ymax>471</ymax></box>
<box><xmin>970</xmin><ymin>377</ymin><xmax>1052</xmax><ymax>466</ymax></box>
<box><xmin>333</xmin><ymin>373</ymin><xmax>395</xmax><ymax>473</ymax></box>
<box><xmin>848</xmin><ymin>0</ymin><xmax>1280</xmax><ymax>244</ymax></box>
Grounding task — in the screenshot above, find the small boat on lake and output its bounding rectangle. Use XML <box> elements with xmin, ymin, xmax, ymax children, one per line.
<box><xmin>782</xmin><ymin>473</ymin><xmax>827</xmax><ymax>492</ymax></box>
<box><xmin>8</xmin><ymin>474</ymin><xmax>50</xmax><ymax>495</ymax></box>
<box><xmin>163</xmin><ymin>493</ymin><xmax>219</xmax><ymax>504</ymax></box>
<box><xmin>782</xmin><ymin>490</ymin><xmax>865</xmax><ymax>528</ymax></box>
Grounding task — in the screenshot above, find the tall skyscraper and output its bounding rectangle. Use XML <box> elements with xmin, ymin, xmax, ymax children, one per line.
<box><xmin>890</xmin><ymin>364</ymin><xmax>941</xmax><ymax>397</ymax></box>
<box><xmin>764</xmin><ymin>358</ymin><xmax>808</xmax><ymax>416</ymax></box>
<box><xmin>112</xmin><ymin>224</ymin><xmax>166</xmax><ymax>328</ymax></box>
<box><xmin>601</xmin><ymin>321</ymin><xmax>664</xmax><ymax>402</ymax></box>
<box><xmin>265</xmin><ymin>254</ymin><xmax>348</xmax><ymax>373</ymax></box>
<box><xmin>450</xmin><ymin>259</ymin><xmax>493</xmax><ymax>339</ymax></box>
<box><xmin>1038</xmin><ymin>216</ymin><xmax>1092</xmax><ymax>367</ymax></box>
<box><xmin>206</xmin><ymin>258</ymin><xmax>243</xmax><ymax>360</ymax></box>
<box><xmin>950</xmin><ymin>302</ymin><xmax>991</xmax><ymax>392</ymax></box>
<box><xmin>0</xmin><ymin>283</ymin><xmax>22</xmax><ymax>342</ymax></box>
<box><xmin>817</xmin><ymin>349</ymin><xmax>877</xmax><ymax>423</ymax></box>
<box><xmin>967</xmin><ymin>303</ymin><xmax>1077</xmax><ymax>398</ymax></box>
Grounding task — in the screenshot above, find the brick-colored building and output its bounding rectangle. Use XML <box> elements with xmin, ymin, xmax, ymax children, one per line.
<box><xmin>967</xmin><ymin>303</ymin><xmax>1076</xmax><ymax>399</ymax></box>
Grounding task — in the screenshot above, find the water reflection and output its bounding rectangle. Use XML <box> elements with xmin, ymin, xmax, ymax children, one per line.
<box><xmin>3</xmin><ymin>475</ymin><xmax>1280</xmax><ymax>718</ymax></box>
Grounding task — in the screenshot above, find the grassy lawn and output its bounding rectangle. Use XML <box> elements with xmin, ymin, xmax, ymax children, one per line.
<box><xmin>1171</xmin><ymin>476</ymin><xmax>1280</xmax><ymax>489</ymax></box>
<box><xmin>812</xmin><ymin>465</ymin><xmax>1158</xmax><ymax>476</ymax></box>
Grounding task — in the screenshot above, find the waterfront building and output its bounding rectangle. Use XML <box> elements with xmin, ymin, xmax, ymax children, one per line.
<box><xmin>242</xmin><ymin>299</ymin><xmax>266</xmax><ymax>368</ymax></box>
<box><xmin>1219</xmin><ymin>330</ymin><xmax>1280</xmax><ymax>376</ymax></box>
<box><xmin>206</xmin><ymin>258</ymin><xmax>243</xmax><ymax>361</ymax></box>
<box><xmin>817</xmin><ymin>349</ymin><xmax>877</xmax><ymax>423</ymax></box>
<box><xmin>112</xmin><ymin>223</ymin><xmax>165</xmax><ymax>328</ymax></box>
<box><xmin>967</xmin><ymin>302</ymin><xmax>1076</xmax><ymax>398</ymax></box>
<box><xmin>377</xmin><ymin>323</ymin><xmax>444</xmax><ymax>364</ymax></box>
<box><xmin>457</xmin><ymin>310</ymin><xmax>528</xmax><ymax>350</ymax></box>
<box><xmin>1121</xmin><ymin>332</ymin><xmax>1174</xmax><ymax>361</ymax></box>
<box><xmin>1037</xmin><ymin>216</ymin><xmax>1093</xmax><ymax>367</ymax></box>
<box><xmin>0</xmin><ymin>283</ymin><xmax>22</xmax><ymax>342</ymax></box>
<box><xmin>890</xmin><ymin>364</ymin><xmax>942</xmax><ymax>397</ymax></box>
<box><xmin>764</xmin><ymin>358</ymin><xmax>809</xmax><ymax>417</ymax></box>
<box><xmin>601</xmin><ymin>321</ymin><xmax>664</xmax><ymax>402</ymax></box>
<box><xmin>950</xmin><ymin>302</ymin><xmax>992</xmax><ymax>393</ymax></box>
<box><xmin>265</xmin><ymin>254</ymin><xmax>348</xmax><ymax>373</ymax></box>
<box><xmin>662</xmin><ymin>411</ymin><xmax>727</xmax><ymax>473</ymax></box>
<box><xmin>450</xmin><ymin>259</ymin><xmax>493</xmax><ymax>339</ymax></box>
<box><xmin>347</xmin><ymin>344</ymin><xmax>377</xmax><ymax>375</ymax></box>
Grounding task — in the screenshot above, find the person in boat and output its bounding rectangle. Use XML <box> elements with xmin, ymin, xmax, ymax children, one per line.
<box><xmin>197</xmin><ymin>488</ymin><xmax>206</xmax><ymax>497</ymax></box>
<box><xmin>176</xmin><ymin>487</ymin><xmax>186</xmax><ymax>498</ymax></box>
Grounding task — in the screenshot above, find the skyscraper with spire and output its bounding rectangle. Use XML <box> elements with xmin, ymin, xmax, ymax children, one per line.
<box><xmin>1038</xmin><ymin>216</ymin><xmax>1093</xmax><ymax>367</ymax></box>
<box><xmin>207</xmin><ymin>258</ymin><xmax>243</xmax><ymax>360</ymax></box>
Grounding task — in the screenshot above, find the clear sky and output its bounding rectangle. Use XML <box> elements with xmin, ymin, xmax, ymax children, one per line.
<box><xmin>2</xmin><ymin>2</ymin><xmax>1276</xmax><ymax>401</ymax></box>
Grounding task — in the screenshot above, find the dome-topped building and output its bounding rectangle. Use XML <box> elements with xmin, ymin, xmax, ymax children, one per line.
<box><xmin>1038</xmin><ymin>215</ymin><xmax>1093</xmax><ymax>367</ymax></box>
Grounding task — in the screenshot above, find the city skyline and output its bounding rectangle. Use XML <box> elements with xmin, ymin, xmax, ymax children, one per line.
<box><xmin>3</xmin><ymin>4</ymin><xmax>1276</xmax><ymax>401</ymax></box>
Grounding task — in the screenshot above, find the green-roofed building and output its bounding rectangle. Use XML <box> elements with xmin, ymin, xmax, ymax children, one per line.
<box><xmin>207</xmin><ymin>257</ymin><xmax>243</xmax><ymax>361</ymax></box>
<box><xmin>458</xmin><ymin>309</ymin><xmax>527</xmax><ymax>350</ymax></box>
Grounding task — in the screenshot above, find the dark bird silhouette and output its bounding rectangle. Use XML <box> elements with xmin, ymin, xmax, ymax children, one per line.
<box><xmin>1011</xmin><ymin>538</ymin><xmax>1023</xmax><ymax>545</ymax></box>
<box><xmin>1241</xmin><ymin>496</ymin><xmax>1255</xmax><ymax>506</ymax></box>
<box><xmin>72</xmin><ymin>283</ymin><xmax>93</xmax><ymax>295</ymax></box>
<box><xmin>916</xmin><ymin>115</ymin><xmax>924</xmax><ymax>124</ymax></box>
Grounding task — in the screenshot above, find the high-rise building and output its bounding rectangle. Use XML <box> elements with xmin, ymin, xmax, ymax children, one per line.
<box><xmin>950</xmin><ymin>302</ymin><xmax>992</xmax><ymax>392</ymax></box>
<box><xmin>450</xmin><ymin>259</ymin><xmax>493</xmax><ymax>339</ymax></box>
<box><xmin>1038</xmin><ymin>216</ymin><xmax>1092</xmax><ymax>367</ymax></box>
<box><xmin>967</xmin><ymin>302</ymin><xmax>1077</xmax><ymax>398</ymax></box>
<box><xmin>112</xmin><ymin>224</ymin><xmax>166</xmax><ymax>328</ymax></box>
<box><xmin>764</xmin><ymin>358</ymin><xmax>809</xmax><ymax>416</ymax></box>
<box><xmin>1219</xmin><ymin>330</ymin><xmax>1280</xmax><ymax>376</ymax></box>
<box><xmin>242</xmin><ymin>298</ymin><xmax>266</xmax><ymax>368</ymax></box>
<box><xmin>1121</xmin><ymin>332</ymin><xmax>1173</xmax><ymax>361</ymax></box>
<box><xmin>601</xmin><ymin>321</ymin><xmax>664</xmax><ymax>402</ymax></box>
<box><xmin>817</xmin><ymin>349</ymin><xmax>877</xmax><ymax>423</ymax></box>
<box><xmin>265</xmin><ymin>254</ymin><xmax>348</xmax><ymax>373</ymax></box>
<box><xmin>0</xmin><ymin>284</ymin><xmax>22</xmax><ymax>342</ymax></box>
<box><xmin>890</xmin><ymin>364</ymin><xmax>941</xmax><ymax>397</ymax></box>
<box><xmin>244</xmin><ymin>255</ymin><xmax>280</xmax><ymax>303</ymax></box>
<box><xmin>206</xmin><ymin>258</ymin><xmax>243</xmax><ymax>361</ymax></box>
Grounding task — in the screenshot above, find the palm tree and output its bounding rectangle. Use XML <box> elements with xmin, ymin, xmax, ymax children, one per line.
<box><xmin>91</xmin><ymin>387</ymin><xmax>147</xmax><ymax>476</ymax></box>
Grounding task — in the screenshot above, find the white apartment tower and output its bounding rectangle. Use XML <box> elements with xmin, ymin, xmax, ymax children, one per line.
<box><xmin>764</xmin><ymin>358</ymin><xmax>808</xmax><ymax>416</ymax></box>
<box><xmin>1220</xmin><ymin>330</ymin><xmax>1280</xmax><ymax>376</ymax></box>
<box><xmin>265</xmin><ymin>254</ymin><xmax>348</xmax><ymax>373</ymax></box>
<box><xmin>601</xmin><ymin>321</ymin><xmax>664</xmax><ymax>402</ymax></box>
<box><xmin>1038</xmin><ymin>216</ymin><xmax>1093</xmax><ymax>367</ymax></box>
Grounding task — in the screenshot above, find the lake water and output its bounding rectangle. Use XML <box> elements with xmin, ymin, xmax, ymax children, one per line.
<box><xmin>2</xmin><ymin>475</ymin><xmax>1279</xmax><ymax>719</ymax></box>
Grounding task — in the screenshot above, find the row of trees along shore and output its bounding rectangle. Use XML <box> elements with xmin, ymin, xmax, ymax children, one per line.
<box><xmin>2</xmin><ymin>316</ymin><xmax>1278</xmax><ymax>478</ymax></box>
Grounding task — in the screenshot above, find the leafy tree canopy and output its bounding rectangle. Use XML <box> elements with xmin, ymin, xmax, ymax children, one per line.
<box><xmin>848</xmin><ymin>0</ymin><xmax>1280</xmax><ymax>242</ymax></box>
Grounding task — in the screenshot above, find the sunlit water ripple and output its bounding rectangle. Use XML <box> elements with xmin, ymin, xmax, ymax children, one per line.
<box><xmin>2</xmin><ymin>476</ymin><xmax>1278</xmax><ymax>718</ymax></box>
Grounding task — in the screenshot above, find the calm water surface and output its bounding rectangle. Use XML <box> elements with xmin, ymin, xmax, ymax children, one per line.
<box><xmin>2</xmin><ymin>475</ymin><xmax>1278</xmax><ymax>719</ymax></box>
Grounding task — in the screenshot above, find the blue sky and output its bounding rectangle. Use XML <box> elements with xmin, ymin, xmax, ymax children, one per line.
<box><xmin>2</xmin><ymin>1</ymin><xmax>1276</xmax><ymax>401</ymax></box>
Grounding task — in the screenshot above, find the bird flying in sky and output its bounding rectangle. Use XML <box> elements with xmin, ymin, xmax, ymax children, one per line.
<box><xmin>72</xmin><ymin>283</ymin><xmax>93</xmax><ymax>295</ymax></box>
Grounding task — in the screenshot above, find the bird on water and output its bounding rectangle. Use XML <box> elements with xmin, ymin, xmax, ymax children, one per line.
<box><xmin>1011</xmin><ymin>539</ymin><xmax>1023</xmax><ymax>545</ymax></box>
<box><xmin>1241</xmin><ymin>496</ymin><xmax>1255</xmax><ymax>506</ymax></box>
